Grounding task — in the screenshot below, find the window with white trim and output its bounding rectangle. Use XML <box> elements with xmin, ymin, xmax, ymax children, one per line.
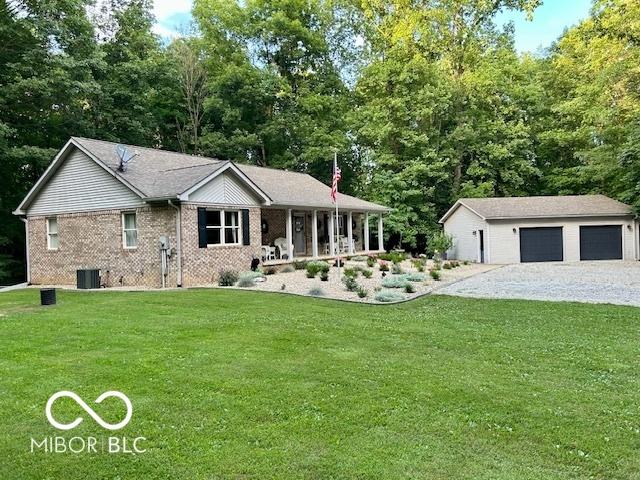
<box><xmin>46</xmin><ymin>217</ymin><xmax>59</xmax><ymax>250</ymax></box>
<box><xmin>206</xmin><ymin>210</ymin><xmax>241</xmax><ymax>245</ymax></box>
<box><xmin>122</xmin><ymin>212</ymin><xmax>138</xmax><ymax>248</ymax></box>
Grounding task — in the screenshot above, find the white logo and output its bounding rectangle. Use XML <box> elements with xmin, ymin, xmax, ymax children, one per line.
<box><xmin>45</xmin><ymin>391</ymin><xmax>132</xmax><ymax>431</ymax></box>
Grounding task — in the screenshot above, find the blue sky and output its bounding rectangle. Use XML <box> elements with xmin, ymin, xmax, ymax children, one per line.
<box><xmin>152</xmin><ymin>0</ymin><xmax>593</xmax><ymax>53</ymax></box>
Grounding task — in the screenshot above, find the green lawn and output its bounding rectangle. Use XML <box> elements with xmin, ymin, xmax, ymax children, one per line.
<box><xmin>0</xmin><ymin>289</ymin><xmax>638</xmax><ymax>479</ymax></box>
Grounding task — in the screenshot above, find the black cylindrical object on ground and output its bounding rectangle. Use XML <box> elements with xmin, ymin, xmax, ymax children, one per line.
<box><xmin>40</xmin><ymin>288</ymin><xmax>56</xmax><ymax>306</ymax></box>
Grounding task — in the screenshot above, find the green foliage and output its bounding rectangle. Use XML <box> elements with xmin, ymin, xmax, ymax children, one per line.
<box><xmin>391</xmin><ymin>263</ymin><xmax>404</xmax><ymax>275</ymax></box>
<box><xmin>404</xmin><ymin>283</ymin><xmax>416</xmax><ymax>294</ymax></box>
<box><xmin>342</xmin><ymin>276</ymin><xmax>359</xmax><ymax>292</ymax></box>
<box><xmin>443</xmin><ymin>262</ymin><xmax>452</xmax><ymax>270</ymax></box>
<box><xmin>306</xmin><ymin>261</ymin><xmax>330</xmax><ymax>277</ymax></box>
<box><xmin>381</xmin><ymin>275</ymin><xmax>410</xmax><ymax>289</ymax></box>
<box><xmin>362</xmin><ymin>269</ymin><xmax>373</xmax><ymax>279</ymax></box>
<box><xmin>218</xmin><ymin>270</ymin><xmax>239</xmax><ymax>286</ymax></box>
<box><xmin>366</xmin><ymin>256</ymin><xmax>376</xmax><ymax>268</ymax></box>
<box><xmin>356</xmin><ymin>287</ymin><xmax>368</xmax><ymax>298</ymax></box>
<box><xmin>320</xmin><ymin>271</ymin><xmax>329</xmax><ymax>282</ymax></box>
<box><xmin>343</xmin><ymin>267</ymin><xmax>359</xmax><ymax>278</ymax></box>
<box><xmin>264</xmin><ymin>267</ymin><xmax>277</xmax><ymax>275</ymax></box>
<box><xmin>374</xmin><ymin>290</ymin><xmax>405</xmax><ymax>303</ymax></box>
<box><xmin>351</xmin><ymin>255</ymin><xmax>368</xmax><ymax>262</ymax></box>
<box><xmin>429</xmin><ymin>232</ymin><xmax>454</xmax><ymax>254</ymax></box>
<box><xmin>378</xmin><ymin>252</ymin><xmax>407</xmax><ymax>264</ymax></box>
<box><xmin>406</xmin><ymin>273</ymin><xmax>427</xmax><ymax>282</ymax></box>
<box><xmin>237</xmin><ymin>272</ymin><xmax>261</xmax><ymax>287</ymax></box>
<box><xmin>378</xmin><ymin>261</ymin><xmax>390</xmax><ymax>272</ymax></box>
<box><xmin>293</xmin><ymin>260</ymin><xmax>308</xmax><ymax>270</ymax></box>
<box><xmin>430</xmin><ymin>270</ymin><xmax>441</xmax><ymax>281</ymax></box>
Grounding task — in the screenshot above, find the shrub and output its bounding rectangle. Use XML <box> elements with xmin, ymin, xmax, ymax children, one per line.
<box><xmin>375</xmin><ymin>290</ymin><xmax>405</xmax><ymax>303</ymax></box>
<box><xmin>362</xmin><ymin>269</ymin><xmax>373</xmax><ymax>279</ymax></box>
<box><xmin>429</xmin><ymin>231</ymin><xmax>454</xmax><ymax>256</ymax></box>
<box><xmin>451</xmin><ymin>260</ymin><xmax>460</xmax><ymax>268</ymax></box>
<box><xmin>381</xmin><ymin>275</ymin><xmax>410</xmax><ymax>289</ymax></box>
<box><xmin>366</xmin><ymin>256</ymin><xmax>376</xmax><ymax>267</ymax></box>
<box><xmin>308</xmin><ymin>287</ymin><xmax>325</xmax><ymax>297</ymax></box>
<box><xmin>379</xmin><ymin>261</ymin><xmax>390</xmax><ymax>272</ymax></box>
<box><xmin>378</xmin><ymin>252</ymin><xmax>407</xmax><ymax>264</ymax></box>
<box><xmin>218</xmin><ymin>270</ymin><xmax>239</xmax><ymax>286</ymax></box>
<box><xmin>342</xmin><ymin>276</ymin><xmax>359</xmax><ymax>292</ymax></box>
<box><xmin>237</xmin><ymin>272</ymin><xmax>259</xmax><ymax>288</ymax></box>
<box><xmin>429</xmin><ymin>270</ymin><xmax>441</xmax><ymax>281</ymax></box>
<box><xmin>391</xmin><ymin>263</ymin><xmax>404</xmax><ymax>275</ymax></box>
<box><xmin>320</xmin><ymin>271</ymin><xmax>329</xmax><ymax>281</ymax></box>
<box><xmin>406</xmin><ymin>272</ymin><xmax>427</xmax><ymax>282</ymax></box>
<box><xmin>343</xmin><ymin>267</ymin><xmax>359</xmax><ymax>278</ymax></box>
<box><xmin>306</xmin><ymin>260</ymin><xmax>330</xmax><ymax>277</ymax></box>
<box><xmin>351</xmin><ymin>255</ymin><xmax>368</xmax><ymax>262</ymax></box>
<box><xmin>404</xmin><ymin>283</ymin><xmax>416</xmax><ymax>294</ymax></box>
<box><xmin>463</xmin><ymin>260</ymin><xmax>470</xmax><ymax>265</ymax></box>
<box><xmin>281</xmin><ymin>265</ymin><xmax>295</xmax><ymax>273</ymax></box>
<box><xmin>443</xmin><ymin>262</ymin><xmax>452</xmax><ymax>270</ymax></box>
<box><xmin>432</xmin><ymin>260</ymin><xmax>442</xmax><ymax>271</ymax></box>
<box><xmin>263</xmin><ymin>267</ymin><xmax>277</xmax><ymax>275</ymax></box>
<box><xmin>356</xmin><ymin>287</ymin><xmax>368</xmax><ymax>298</ymax></box>
<box><xmin>280</xmin><ymin>283</ymin><xmax>286</xmax><ymax>290</ymax></box>
<box><xmin>293</xmin><ymin>260</ymin><xmax>308</xmax><ymax>270</ymax></box>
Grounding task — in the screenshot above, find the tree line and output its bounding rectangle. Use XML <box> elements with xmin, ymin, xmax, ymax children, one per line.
<box><xmin>1</xmin><ymin>0</ymin><xmax>639</xmax><ymax>282</ymax></box>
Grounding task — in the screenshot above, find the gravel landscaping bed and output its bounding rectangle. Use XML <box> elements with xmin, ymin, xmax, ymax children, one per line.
<box><xmin>230</xmin><ymin>257</ymin><xmax>497</xmax><ymax>303</ymax></box>
<box><xmin>437</xmin><ymin>261</ymin><xmax>640</xmax><ymax>307</ymax></box>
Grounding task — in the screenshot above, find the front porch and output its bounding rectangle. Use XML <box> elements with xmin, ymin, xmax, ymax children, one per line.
<box><xmin>259</xmin><ymin>207</ymin><xmax>385</xmax><ymax>264</ymax></box>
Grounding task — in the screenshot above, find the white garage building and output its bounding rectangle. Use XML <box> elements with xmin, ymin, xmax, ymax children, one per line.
<box><xmin>440</xmin><ymin>195</ymin><xmax>639</xmax><ymax>264</ymax></box>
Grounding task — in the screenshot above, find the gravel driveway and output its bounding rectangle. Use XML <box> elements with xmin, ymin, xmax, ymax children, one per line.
<box><xmin>436</xmin><ymin>261</ymin><xmax>640</xmax><ymax>307</ymax></box>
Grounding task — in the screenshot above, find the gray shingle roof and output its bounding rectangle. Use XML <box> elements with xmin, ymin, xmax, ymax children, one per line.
<box><xmin>73</xmin><ymin>137</ymin><xmax>388</xmax><ymax>211</ymax></box>
<box><xmin>443</xmin><ymin>195</ymin><xmax>632</xmax><ymax>222</ymax></box>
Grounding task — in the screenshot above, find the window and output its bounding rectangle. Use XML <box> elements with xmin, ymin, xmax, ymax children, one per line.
<box><xmin>206</xmin><ymin>210</ymin><xmax>240</xmax><ymax>245</ymax></box>
<box><xmin>122</xmin><ymin>212</ymin><xmax>138</xmax><ymax>248</ymax></box>
<box><xmin>46</xmin><ymin>217</ymin><xmax>59</xmax><ymax>250</ymax></box>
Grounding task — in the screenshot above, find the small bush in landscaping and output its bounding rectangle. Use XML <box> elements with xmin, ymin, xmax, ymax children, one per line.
<box><xmin>305</xmin><ymin>260</ymin><xmax>330</xmax><ymax>278</ymax></box>
<box><xmin>356</xmin><ymin>287</ymin><xmax>368</xmax><ymax>298</ymax></box>
<box><xmin>343</xmin><ymin>267</ymin><xmax>359</xmax><ymax>278</ymax></box>
<box><xmin>263</xmin><ymin>267</ymin><xmax>277</xmax><ymax>275</ymax></box>
<box><xmin>237</xmin><ymin>272</ymin><xmax>259</xmax><ymax>287</ymax></box>
<box><xmin>306</xmin><ymin>271</ymin><xmax>316</xmax><ymax>278</ymax></box>
<box><xmin>429</xmin><ymin>270</ymin><xmax>441</xmax><ymax>281</ymax></box>
<box><xmin>443</xmin><ymin>262</ymin><xmax>452</xmax><ymax>270</ymax></box>
<box><xmin>391</xmin><ymin>263</ymin><xmax>404</xmax><ymax>275</ymax></box>
<box><xmin>218</xmin><ymin>270</ymin><xmax>239</xmax><ymax>286</ymax></box>
<box><xmin>381</xmin><ymin>275</ymin><xmax>410</xmax><ymax>289</ymax></box>
<box><xmin>342</xmin><ymin>276</ymin><xmax>359</xmax><ymax>292</ymax></box>
<box><xmin>463</xmin><ymin>260</ymin><xmax>470</xmax><ymax>265</ymax></box>
<box><xmin>378</xmin><ymin>252</ymin><xmax>408</xmax><ymax>264</ymax></box>
<box><xmin>366</xmin><ymin>256</ymin><xmax>376</xmax><ymax>267</ymax></box>
<box><xmin>308</xmin><ymin>287</ymin><xmax>325</xmax><ymax>297</ymax></box>
<box><xmin>362</xmin><ymin>269</ymin><xmax>373</xmax><ymax>279</ymax></box>
<box><xmin>432</xmin><ymin>260</ymin><xmax>442</xmax><ymax>271</ymax></box>
<box><xmin>404</xmin><ymin>283</ymin><xmax>416</xmax><ymax>294</ymax></box>
<box><xmin>281</xmin><ymin>265</ymin><xmax>295</xmax><ymax>273</ymax></box>
<box><xmin>320</xmin><ymin>271</ymin><xmax>329</xmax><ymax>281</ymax></box>
<box><xmin>375</xmin><ymin>290</ymin><xmax>405</xmax><ymax>303</ymax></box>
<box><xmin>293</xmin><ymin>260</ymin><xmax>308</xmax><ymax>270</ymax></box>
<box><xmin>379</xmin><ymin>261</ymin><xmax>390</xmax><ymax>272</ymax></box>
<box><xmin>405</xmin><ymin>272</ymin><xmax>427</xmax><ymax>282</ymax></box>
<box><xmin>351</xmin><ymin>255</ymin><xmax>368</xmax><ymax>262</ymax></box>
<box><xmin>281</xmin><ymin>283</ymin><xmax>286</xmax><ymax>290</ymax></box>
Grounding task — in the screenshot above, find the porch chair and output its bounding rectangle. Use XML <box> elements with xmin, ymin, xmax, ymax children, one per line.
<box><xmin>274</xmin><ymin>237</ymin><xmax>294</xmax><ymax>259</ymax></box>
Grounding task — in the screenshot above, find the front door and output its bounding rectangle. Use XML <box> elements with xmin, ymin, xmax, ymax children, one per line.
<box><xmin>293</xmin><ymin>214</ymin><xmax>306</xmax><ymax>255</ymax></box>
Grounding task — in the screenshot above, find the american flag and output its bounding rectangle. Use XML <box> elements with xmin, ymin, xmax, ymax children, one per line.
<box><xmin>331</xmin><ymin>161</ymin><xmax>341</xmax><ymax>203</ymax></box>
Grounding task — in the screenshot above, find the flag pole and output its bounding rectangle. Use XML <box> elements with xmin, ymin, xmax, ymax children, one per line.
<box><xmin>334</xmin><ymin>150</ymin><xmax>341</xmax><ymax>282</ymax></box>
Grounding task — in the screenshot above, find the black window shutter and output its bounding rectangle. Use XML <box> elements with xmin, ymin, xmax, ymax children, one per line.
<box><xmin>242</xmin><ymin>209</ymin><xmax>250</xmax><ymax>245</ymax></box>
<box><xmin>197</xmin><ymin>207</ymin><xmax>207</xmax><ymax>248</ymax></box>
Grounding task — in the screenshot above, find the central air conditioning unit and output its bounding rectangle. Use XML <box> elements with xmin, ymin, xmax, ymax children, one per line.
<box><xmin>76</xmin><ymin>269</ymin><xmax>101</xmax><ymax>289</ymax></box>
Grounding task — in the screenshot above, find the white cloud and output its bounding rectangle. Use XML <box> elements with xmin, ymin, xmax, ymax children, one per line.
<box><xmin>153</xmin><ymin>0</ymin><xmax>193</xmax><ymax>22</ymax></box>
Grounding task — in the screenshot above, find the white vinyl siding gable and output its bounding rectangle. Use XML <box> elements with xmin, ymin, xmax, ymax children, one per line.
<box><xmin>189</xmin><ymin>171</ymin><xmax>260</xmax><ymax>205</ymax></box>
<box><xmin>28</xmin><ymin>148</ymin><xmax>144</xmax><ymax>215</ymax></box>
<box><xmin>443</xmin><ymin>205</ymin><xmax>487</xmax><ymax>262</ymax></box>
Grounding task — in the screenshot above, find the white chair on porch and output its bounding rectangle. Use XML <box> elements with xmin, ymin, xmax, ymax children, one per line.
<box><xmin>274</xmin><ymin>237</ymin><xmax>294</xmax><ymax>260</ymax></box>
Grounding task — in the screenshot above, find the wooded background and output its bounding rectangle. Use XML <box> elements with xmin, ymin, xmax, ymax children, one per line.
<box><xmin>1</xmin><ymin>0</ymin><xmax>639</xmax><ymax>283</ymax></box>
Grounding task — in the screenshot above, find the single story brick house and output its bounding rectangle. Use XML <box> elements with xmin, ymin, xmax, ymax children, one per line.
<box><xmin>440</xmin><ymin>195</ymin><xmax>639</xmax><ymax>263</ymax></box>
<box><xmin>14</xmin><ymin>137</ymin><xmax>389</xmax><ymax>287</ymax></box>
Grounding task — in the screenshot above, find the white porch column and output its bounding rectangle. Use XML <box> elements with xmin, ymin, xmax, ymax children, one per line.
<box><xmin>347</xmin><ymin>211</ymin><xmax>354</xmax><ymax>254</ymax></box>
<box><xmin>328</xmin><ymin>213</ymin><xmax>335</xmax><ymax>255</ymax></box>
<box><xmin>286</xmin><ymin>208</ymin><xmax>294</xmax><ymax>260</ymax></box>
<box><xmin>311</xmin><ymin>210</ymin><xmax>319</xmax><ymax>258</ymax></box>
<box><xmin>377</xmin><ymin>213</ymin><xmax>384</xmax><ymax>251</ymax></box>
<box><xmin>364</xmin><ymin>212</ymin><xmax>370</xmax><ymax>252</ymax></box>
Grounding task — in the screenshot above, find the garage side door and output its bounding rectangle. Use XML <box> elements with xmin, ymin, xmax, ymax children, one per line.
<box><xmin>519</xmin><ymin>227</ymin><xmax>564</xmax><ymax>262</ymax></box>
<box><xmin>580</xmin><ymin>225</ymin><xmax>622</xmax><ymax>260</ymax></box>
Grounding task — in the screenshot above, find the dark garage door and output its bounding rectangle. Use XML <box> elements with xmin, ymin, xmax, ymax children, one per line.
<box><xmin>580</xmin><ymin>225</ymin><xmax>622</xmax><ymax>260</ymax></box>
<box><xmin>519</xmin><ymin>227</ymin><xmax>564</xmax><ymax>262</ymax></box>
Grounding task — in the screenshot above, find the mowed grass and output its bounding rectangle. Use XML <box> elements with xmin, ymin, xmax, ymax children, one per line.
<box><xmin>0</xmin><ymin>289</ymin><xmax>639</xmax><ymax>479</ymax></box>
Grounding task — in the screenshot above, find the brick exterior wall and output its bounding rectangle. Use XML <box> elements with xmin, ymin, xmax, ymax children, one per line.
<box><xmin>28</xmin><ymin>206</ymin><xmax>178</xmax><ymax>287</ymax></box>
<box><xmin>180</xmin><ymin>204</ymin><xmax>262</xmax><ymax>286</ymax></box>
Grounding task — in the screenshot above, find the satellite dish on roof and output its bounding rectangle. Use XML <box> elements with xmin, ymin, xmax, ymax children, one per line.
<box><xmin>115</xmin><ymin>144</ymin><xmax>137</xmax><ymax>172</ymax></box>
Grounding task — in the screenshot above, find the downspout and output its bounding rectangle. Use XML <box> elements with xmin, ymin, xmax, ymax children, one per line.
<box><xmin>20</xmin><ymin>218</ymin><xmax>31</xmax><ymax>284</ymax></box>
<box><xmin>168</xmin><ymin>200</ymin><xmax>182</xmax><ymax>287</ymax></box>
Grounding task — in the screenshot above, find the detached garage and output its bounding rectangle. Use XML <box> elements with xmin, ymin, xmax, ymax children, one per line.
<box><xmin>440</xmin><ymin>195</ymin><xmax>638</xmax><ymax>264</ymax></box>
